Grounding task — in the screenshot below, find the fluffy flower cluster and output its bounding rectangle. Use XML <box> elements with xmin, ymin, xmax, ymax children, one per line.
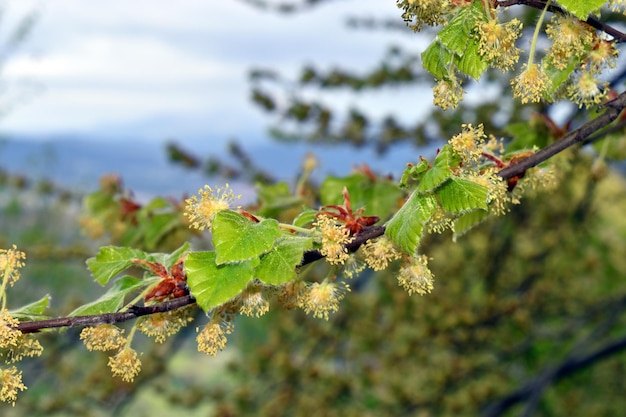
<box><xmin>80</xmin><ymin>324</ymin><xmax>126</xmax><ymax>351</ymax></box>
<box><xmin>184</xmin><ymin>184</ymin><xmax>240</xmax><ymax>231</ymax></box>
<box><xmin>397</xmin><ymin>0</ymin><xmax>450</xmax><ymax>31</ymax></box>
<box><xmin>449</xmin><ymin>123</ymin><xmax>487</xmax><ymax>164</ymax></box>
<box><xmin>197</xmin><ymin>318</ymin><xmax>234</xmax><ymax>357</ymax></box>
<box><xmin>476</xmin><ymin>18</ymin><xmax>523</xmax><ymax>71</ymax></box>
<box><xmin>398</xmin><ymin>255</ymin><xmax>435</xmax><ymax>296</ymax></box>
<box><xmin>298</xmin><ymin>281</ymin><xmax>350</xmax><ymax>320</ymax></box>
<box><xmin>314</xmin><ymin>215</ymin><xmax>354</xmax><ymax>265</ymax></box>
<box><xmin>108</xmin><ymin>347</ymin><xmax>142</xmax><ymax>383</ymax></box>
<box><xmin>136</xmin><ymin>308</ymin><xmax>194</xmax><ymax>343</ymax></box>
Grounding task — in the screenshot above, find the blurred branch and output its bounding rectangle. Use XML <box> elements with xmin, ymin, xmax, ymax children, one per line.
<box><xmin>236</xmin><ymin>0</ymin><xmax>337</xmax><ymax>14</ymax></box>
<box><xmin>483</xmin><ymin>324</ymin><xmax>626</xmax><ymax>417</ymax></box>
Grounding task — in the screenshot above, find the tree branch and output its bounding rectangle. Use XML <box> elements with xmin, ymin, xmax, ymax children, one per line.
<box><xmin>497</xmin><ymin>90</ymin><xmax>626</xmax><ymax>180</ymax></box>
<box><xmin>14</xmin><ymin>88</ymin><xmax>626</xmax><ymax>334</ymax></box>
<box><xmin>496</xmin><ymin>0</ymin><xmax>626</xmax><ymax>42</ymax></box>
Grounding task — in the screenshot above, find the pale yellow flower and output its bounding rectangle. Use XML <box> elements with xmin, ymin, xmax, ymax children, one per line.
<box><xmin>0</xmin><ymin>245</ymin><xmax>26</xmax><ymax>288</ymax></box>
<box><xmin>476</xmin><ymin>18</ymin><xmax>522</xmax><ymax>71</ymax></box>
<box><xmin>449</xmin><ymin>123</ymin><xmax>487</xmax><ymax>164</ymax></box>
<box><xmin>3</xmin><ymin>335</ymin><xmax>43</xmax><ymax>364</ymax></box>
<box><xmin>184</xmin><ymin>184</ymin><xmax>240</xmax><ymax>231</ymax></box>
<box><xmin>568</xmin><ymin>72</ymin><xmax>607</xmax><ymax>109</ymax></box>
<box><xmin>433</xmin><ymin>76</ymin><xmax>464</xmax><ymax>110</ymax></box>
<box><xmin>0</xmin><ymin>366</ymin><xmax>26</xmax><ymax>406</ymax></box>
<box><xmin>239</xmin><ymin>285</ymin><xmax>270</xmax><ymax>318</ymax></box>
<box><xmin>299</xmin><ymin>281</ymin><xmax>350</xmax><ymax>320</ymax></box>
<box><xmin>108</xmin><ymin>347</ymin><xmax>142</xmax><ymax>383</ymax></box>
<box><xmin>398</xmin><ymin>256</ymin><xmax>435</xmax><ymax>296</ymax></box>
<box><xmin>0</xmin><ymin>309</ymin><xmax>21</xmax><ymax>350</ymax></box>
<box><xmin>511</xmin><ymin>64</ymin><xmax>551</xmax><ymax>104</ymax></box>
<box><xmin>545</xmin><ymin>15</ymin><xmax>593</xmax><ymax>71</ymax></box>
<box><xmin>80</xmin><ymin>324</ymin><xmax>126</xmax><ymax>351</ymax></box>
<box><xmin>361</xmin><ymin>237</ymin><xmax>401</xmax><ymax>271</ymax></box>
<box><xmin>196</xmin><ymin>318</ymin><xmax>233</xmax><ymax>356</ymax></box>
<box><xmin>315</xmin><ymin>215</ymin><xmax>354</xmax><ymax>265</ymax></box>
<box><xmin>136</xmin><ymin>309</ymin><xmax>194</xmax><ymax>343</ymax></box>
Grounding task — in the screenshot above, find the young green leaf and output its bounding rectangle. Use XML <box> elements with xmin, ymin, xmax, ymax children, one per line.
<box><xmin>212</xmin><ymin>210</ymin><xmax>281</xmax><ymax>265</ymax></box>
<box><xmin>185</xmin><ymin>251</ymin><xmax>258</xmax><ymax>312</ymax></box>
<box><xmin>558</xmin><ymin>0</ymin><xmax>604</xmax><ymax>20</ymax></box>
<box><xmin>400</xmin><ymin>159</ymin><xmax>429</xmax><ymax>188</ymax></box>
<box><xmin>10</xmin><ymin>295</ymin><xmax>51</xmax><ymax>321</ymax></box>
<box><xmin>154</xmin><ymin>241</ymin><xmax>190</xmax><ymax>268</ymax></box>
<box><xmin>385</xmin><ymin>193</ymin><xmax>437</xmax><ymax>256</ymax></box>
<box><xmin>437</xmin><ymin>0</ymin><xmax>486</xmax><ymax>56</ymax></box>
<box><xmin>421</xmin><ymin>41</ymin><xmax>454</xmax><ymax>80</ymax></box>
<box><xmin>86</xmin><ymin>246</ymin><xmax>153</xmax><ymax>285</ymax></box>
<box><xmin>436</xmin><ymin>177</ymin><xmax>489</xmax><ymax>213</ymax></box>
<box><xmin>256</xmin><ymin>236</ymin><xmax>313</xmax><ymax>285</ymax></box>
<box><xmin>453</xmin><ymin>209</ymin><xmax>490</xmax><ymax>241</ymax></box>
<box><xmin>293</xmin><ymin>208</ymin><xmax>318</xmax><ymax>228</ymax></box>
<box><xmin>436</xmin><ymin>0</ymin><xmax>488</xmax><ymax>79</ymax></box>
<box><xmin>69</xmin><ymin>276</ymin><xmax>155</xmax><ymax>316</ymax></box>
<box><xmin>453</xmin><ymin>38</ymin><xmax>489</xmax><ymax>80</ymax></box>
<box><xmin>320</xmin><ymin>173</ymin><xmax>403</xmax><ymax>218</ymax></box>
<box><xmin>418</xmin><ymin>146</ymin><xmax>459</xmax><ymax>192</ymax></box>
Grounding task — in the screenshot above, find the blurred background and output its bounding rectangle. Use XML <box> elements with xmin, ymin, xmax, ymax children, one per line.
<box><xmin>3</xmin><ymin>1</ymin><xmax>626</xmax><ymax>416</ymax></box>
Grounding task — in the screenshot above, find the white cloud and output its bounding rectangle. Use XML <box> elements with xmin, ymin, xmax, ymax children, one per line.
<box><xmin>0</xmin><ymin>0</ymin><xmax>426</xmax><ymax>139</ymax></box>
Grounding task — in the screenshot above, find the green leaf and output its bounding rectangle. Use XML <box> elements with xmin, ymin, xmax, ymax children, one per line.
<box><xmin>421</xmin><ymin>41</ymin><xmax>453</xmax><ymax>80</ymax></box>
<box><xmin>293</xmin><ymin>208</ymin><xmax>318</xmax><ymax>228</ymax></box>
<box><xmin>256</xmin><ymin>236</ymin><xmax>313</xmax><ymax>285</ymax></box>
<box><xmin>453</xmin><ymin>209</ymin><xmax>490</xmax><ymax>241</ymax></box>
<box><xmin>320</xmin><ymin>174</ymin><xmax>403</xmax><ymax>219</ymax></box>
<box><xmin>86</xmin><ymin>246</ymin><xmax>152</xmax><ymax>285</ymax></box>
<box><xmin>212</xmin><ymin>211</ymin><xmax>282</xmax><ymax>265</ymax></box>
<box><xmin>185</xmin><ymin>251</ymin><xmax>258</xmax><ymax>312</ymax></box>
<box><xmin>69</xmin><ymin>276</ymin><xmax>155</xmax><ymax>316</ymax></box>
<box><xmin>385</xmin><ymin>193</ymin><xmax>437</xmax><ymax>256</ymax></box>
<box><xmin>11</xmin><ymin>295</ymin><xmax>51</xmax><ymax>321</ymax></box>
<box><xmin>436</xmin><ymin>177</ymin><xmax>489</xmax><ymax>213</ymax></box>
<box><xmin>418</xmin><ymin>146</ymin><xmax>459</xmax><ymax>192</ymax></box>
<box><xmin>453</xmin><ymin>37</ymin><xmax>489</xmax><ymax>80</ymax></box>
<box><xmin>400</xmin><ymin>159</ymin><xmax>429</xmax><ymax>187</ymax></box>
<box><xmin>437</xmin><ymin>0</ymin><xmax>488</xmax><ymax>80</ymax></box>
<box><xmin>152</xmin><ymin>242</ymin><xmax>191</xmax><ymax>269</ymax></box>
<box><xmin>558</xmin><ymin>0</ymin><xmax>604</xmax><ymax>20</ymax></box>
<box><xmin>437</xmin><ymin>0</ymin><xmax>486</xmax><ymax>56</ymax></box>
<box><xmin>543</xmin><ymin>53</ymin><xmax>580</xmax><ymax>97</ymax></box>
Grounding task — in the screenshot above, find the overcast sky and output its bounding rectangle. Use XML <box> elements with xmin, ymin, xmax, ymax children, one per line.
<box><xmin>0</xmin><ymin>0</ymin><xmax>429</xmax><ymax>145</ymax></box>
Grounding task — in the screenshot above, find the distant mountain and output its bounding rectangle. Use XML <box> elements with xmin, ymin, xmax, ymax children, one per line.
<box><xmin>0</xmin><ymin>133</ymin><xmax>428</xmax><ymax>200</ymax></box>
